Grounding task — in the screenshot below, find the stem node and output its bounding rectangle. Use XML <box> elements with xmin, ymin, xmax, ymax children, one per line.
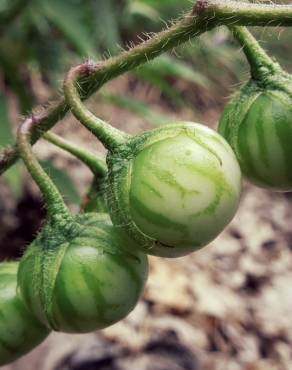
<box><xmin>193</xmin><ymin>0</ymin><xmax>209</xmax><ymax>16</ymax></box>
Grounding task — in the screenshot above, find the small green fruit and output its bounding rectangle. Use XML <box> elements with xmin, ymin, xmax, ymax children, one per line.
<box><xmin>107</xmin><ymin>122</ymin><xmax>242</xmax><ymax>257</ymax></box>
<box><xmin>0</xmin><ymin>262</ymin><xmax>49</xmax><ymax>366</ymax></box>
<box><xmin>18</xmin><ymin>213</ymin><xmax>148</xmax><ymax>333</ymax></box>
<box><xmin>219</xmin><ymin>76</ymin><xmax>292</xmax><ymax>191</ymax></box>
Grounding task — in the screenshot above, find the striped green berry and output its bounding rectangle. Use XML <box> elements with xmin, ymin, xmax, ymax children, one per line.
<box><xmin>0</xmin><ymin>262</ymin><xmax>49</xmax><ymax>366</ymax></box>
<box><xmin>18</xmin><ymin>213</ymin><xmax>148</xmax><ymax>333</ymax></box>
<box><xmin>107</xmin><ymin>122</ymin><xmax>241</xmax><ymax>257</ymax></box>
<box><xmin>219</xmin><ymin>78</ymin><xmax>292</xmax><ymax>191</ymax></box>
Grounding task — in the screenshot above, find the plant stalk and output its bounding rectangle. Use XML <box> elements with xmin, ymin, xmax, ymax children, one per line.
<box><xmin>2</xmin><ymin>0</ymin><xmax>292</xmax><ymax>174</ymax></box>
<box><xmin>17</xmin><ymin>120</ymin><xmax>71</xmax><ymax>221</ymax></box>
<box><xmin>229</xmin><ymin>26</ymin><xmax>282</xmax><ymax>80</ymax></box>
<box><xmin>43</xmin><ymin>132</ymin><xmax>107</xmax><ymax>176</ymax></box>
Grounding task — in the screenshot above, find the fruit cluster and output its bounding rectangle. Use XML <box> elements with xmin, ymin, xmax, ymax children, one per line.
<box><xmin>1</xmin><ymin>26</ymin><xmax>292</xmax><ymax>366</ymax></box>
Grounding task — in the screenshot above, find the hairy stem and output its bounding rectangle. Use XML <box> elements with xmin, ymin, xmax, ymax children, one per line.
<box><xmin>204</xmin><ymin>0</ymin><xmax>292</xmax><ymax>26</ymax></box>
<box><xmin>229</xmin><ymin>26</ymin><xmax>282</xmax><ymax>80</ymax></box>
<box><xmin>44</xmin><ymin>131</ymin><xmax>108</xmax><ymax>213</ymax></box>
<box><xmin>63</xmin><ymin>10</ymin><xmax>212</xmax><ymax>150</ymax></box>
<box><xmin>64</xmin><ymin>65</ymin><xmax>129</xmax><ymax>150</ymax></box>
<box><xmin>2</xmin><ymin>0</ymin><xmax>292</xmax><ymax>174</ymax></box>
<box><xmin>43</xmin><ymin>131</ymin><xmax>107</xmax><ymax>176</ymax></box>
<box><xmin>17</xmin><ymin>120</ymin><xmax>70</xmax><ymax>221</ymax></box>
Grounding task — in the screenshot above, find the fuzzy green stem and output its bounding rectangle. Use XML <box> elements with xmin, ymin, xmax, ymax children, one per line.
<box><xmin>63</xmin><ymin>9</ymin><xmax>211</xmax><ymax>151</ymax></box>
<box><xmin>2</xmin><ymin>0</ymin><xmax>292</xmax><ymax>174</ymax></box>
<box><xmin>64</xmin><ymin>65</ymin><xmax>129</xmax><ymax>151</ymax></box>
<box><xmin>44</xmin><ymin>132</ymin><xmax>108</xmax><ymax>213</ymax></box>
<box><xmin>229</xmin><ymin>26</ymin><xmax>282</xmax><ymax>80</ymax></box>
<box><xmin>43</xmin><ymin>132</ymin><xmax>107</xmax><ymax>176</ymax></box>
<box><xmin>204</xmin><ymin>0</ymin><xmax>292</xmax><ymax>27</ymax></box>
<box><xmin>17</xmin><ymin>120</ymin><xmax>71</xmax><ymax>221</ymax></box>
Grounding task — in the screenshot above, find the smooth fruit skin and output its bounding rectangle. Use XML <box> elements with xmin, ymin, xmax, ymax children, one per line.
<box><xmin>107</xmin><ymin>122</ymin><xmax>242</xmax><ymax>257</ymax></box>
<box><xmin>18</xmin><ymin>213</ymin><xmax>148</xmax><ymax>333</ymax></box>
<box><xmin>0</xmin><ymin>262</ymin><xmax>49</xmax><ymax>366</ymax></box>
<box><xmin>219</xmin><ymin>80</ymin><xmax>292</xmax><ymax>191</ymax></box>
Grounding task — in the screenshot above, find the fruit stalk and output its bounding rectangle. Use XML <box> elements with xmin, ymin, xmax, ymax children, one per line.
<box><xmin>64</xmin><ymin>65</ymin><xmax>129</xmax><ymax>150</ymax></box>
<box><xmin>17</xmin><ymin>120</ymin><xmax>71</xmax><ymax>221</ymax></box>
<box><xmin>229</xmin><ymin>26</ymin><xmax>282</xmax><ymax>80</ymax></box>
<box><xmin>44</xmin><ymin>132</ymin><xmax>107</xmax><ymax>176</ymax></box>
<box><xmin>44</xmin><ymin>132</ymin><xmax>108</xmax><ymax>212</ymax></box>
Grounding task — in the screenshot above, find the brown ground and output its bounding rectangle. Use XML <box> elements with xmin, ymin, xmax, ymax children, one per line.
<box><xmin>1</xmin><ymin>78</ymin><xmax>292</xmax><ymax>370</ymax></box>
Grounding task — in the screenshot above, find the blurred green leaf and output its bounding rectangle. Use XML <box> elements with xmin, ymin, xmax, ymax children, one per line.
<box><xmin>0</xmin><ymin>93</ymin><xmax>23</xmax><ymax>196</ymax></box>
<box><xmin>101</xmin><ymin>93</ymin><xmax>172</xmax><ymax>125</ymax></box>
<box><xmin>40</xmin><ymin>0</ymin><xmax>97</xmax><ymax>57</ymax></box>
<box><xmin>131</xmin><ymin>0</ymin><xmax>190</xmax><ymax>18</ymax></box>
<box><xmin>0</xmin><ymin>48</ymin><xmax>33</xmax><ymax>113</ymax></box>
<box><xmin>127</xmin><ymin>2</ymin><xmax>159</xmax><ymax>21</ymax></box>
<box><xmin>4</xmin><ymin>163</ymin><xmax>23</xmax><ymax>196</ymax></box>
<box><xmin>135</xmin><ymin>67</ymin><xmax>186</xmax><ymax>107</ymax></box>
<box><xmin>0</xmin><ymin>94</ymin><xmax>14</xmax><ymax>148</ymax></box>
<box><xmin>133</xmin><ymin>54</ymin><xmax>211</xmax><ymax>109</ymax></box>
<box><xmin>139</xmin><ymin>54</ymin><xmax>210</xmax><ymax>88</ymax></box>
<box><xmin>40</xmin><ymin>159</ymin><xmax>81</xmax><ymax>205</ymax></box>
<box><xmin>93</xmin><ymin>0</ymin><xmax>121</xmax><ymax>54</ymax></box>
<box><xmin>0</xmin><ymin>0</ymin><xmax>31</xmax><ymax>24</ymax></box>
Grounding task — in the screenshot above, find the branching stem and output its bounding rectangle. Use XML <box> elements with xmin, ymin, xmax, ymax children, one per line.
<box><xmin>2</xmin><ymin>0</ymin><xmax>292</xmax><ymax>174</ymax></box>
<box><xmin>64</xmin><ymin>65</ymin><xmax>129</xmax><ymax>150</ymax></box>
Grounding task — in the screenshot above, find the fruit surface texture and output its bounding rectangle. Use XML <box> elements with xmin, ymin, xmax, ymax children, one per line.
<box><xmin>107</xmin><ymin>122</ymin><xmax>242</xmax><ymax>257</ymax></box>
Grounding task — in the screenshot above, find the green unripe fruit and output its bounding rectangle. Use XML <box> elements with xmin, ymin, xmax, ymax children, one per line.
<box><xmin>219</xmin><ymin>73</ymin><xmax>292</xmax><ymax>191</ymax></box>
<box><xmin>107</xmin><ymin>122</ymin><xmax>242</xmax><ymax>257</ymax></box>
<box><xmin>18</xmin><ymin>213</ymin><xmax>148</xmax><ymax>333</ymax></box>
<box><xmin>0</xmin><ymin>262</ymin><xmax>49</xmax><ymax>366</ymax></box>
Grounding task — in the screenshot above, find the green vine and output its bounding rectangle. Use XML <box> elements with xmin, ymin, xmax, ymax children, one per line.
<box><xmin>1</xmin><ymin>0</ymin><xmax>292</xmax><ymax>175</ymax></box>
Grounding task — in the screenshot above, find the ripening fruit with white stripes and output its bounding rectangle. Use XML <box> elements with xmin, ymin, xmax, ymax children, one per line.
<box><xmin>17</xmin><ymin>213</ymin><xmax>148</xmax><ymax>333</ymax></box>
<box><xmin>0</xmin><ymin>262</ymin><xmax>49</xmax><ymax>366</ymax></box>
<box><xmin>219</xmin><ymin>26</ymin><xmax>292</xmax><ymax>192</ymax></box>
<box><xmin>107</xmin><ymin>122</ymin><xmax>242</xmax><ymax>257</ymax></box>
<box><xmin>219</xmin><ymin>79</ymin><xmax>292</xmax><ymax>191</ymax></box>
<box><xmin>218</xmin><ymin>75</ymin><xmax>292</xmax><ymax>191</ymax></box>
